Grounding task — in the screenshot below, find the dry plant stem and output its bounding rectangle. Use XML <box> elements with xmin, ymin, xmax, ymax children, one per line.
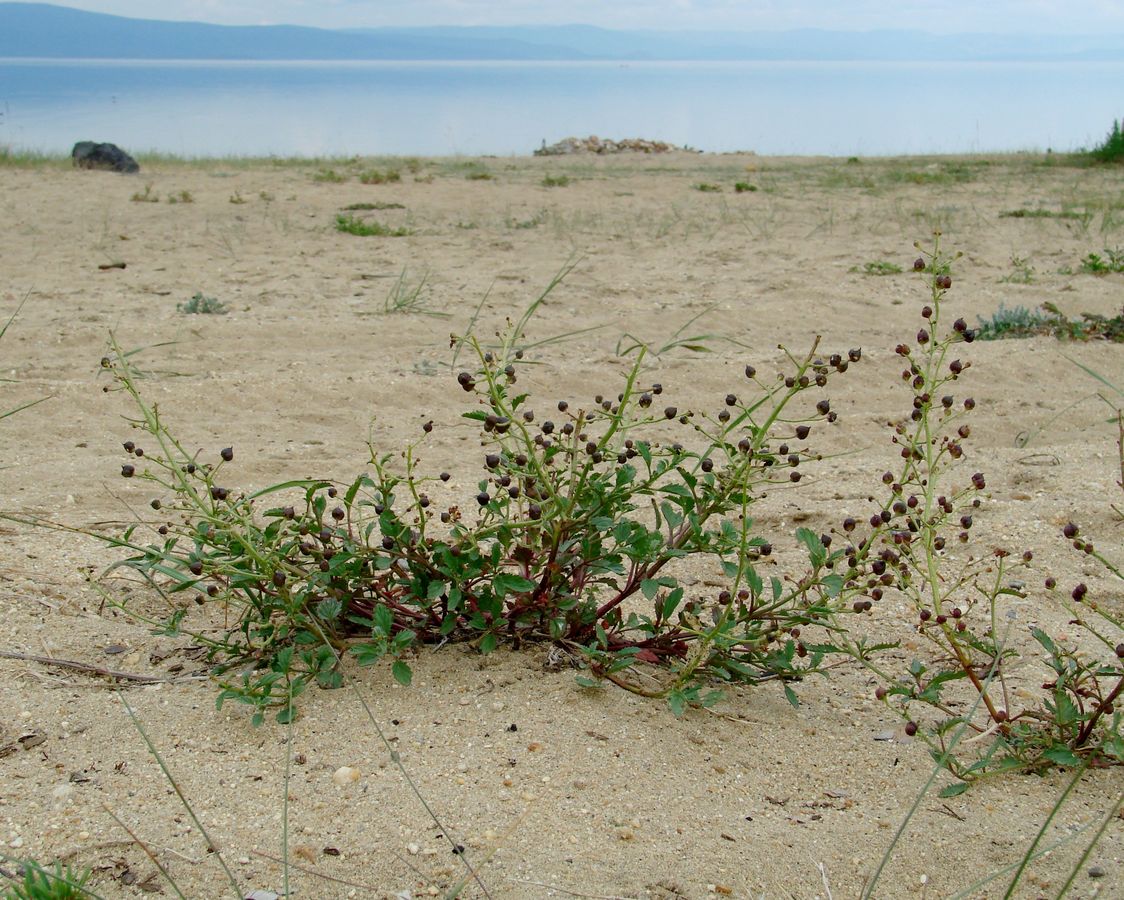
<box><xmin>297</xmin><ymin>616</ymin><xmax>493</xmax><ymax>900</ymax></box>
<box><xmin>116</xmin><ymin>691</ymin><xmax>244</xmax><ymax>898</ymax></box>
<box><xmin>0</xmin><ymin>649</ymin><xmax>169</xmax><ymax>683</ymax></box>
<box><xmin>101</xmin><ymin>803</ymin><xmax>189</xmax><ymax>900</ymax></box>
<box><xmin>250</xmin><ymin>850</ymin><xmax>385</xmax><ymax>892</ymax></box>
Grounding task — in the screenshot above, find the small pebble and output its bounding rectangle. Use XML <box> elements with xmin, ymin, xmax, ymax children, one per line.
<box><xmin>458</xmin><ymin>697</ymin><xmax>471</xmax><ymax>706</ymax></box>
<box><xmin>332</xmin><ymin>766</ymin><xmax>361</xmax><ymax>786</ymax></box>
<box><xmin>1089</xmin><ymin>866</ymin><xmax>1106</xmax><ymax>879</ymax></box>
<box><xmin>9</xmin><ymin>836</ymin><xmax>23</xmax><ymax>849</ymax></box>
<box><xmin>491</xmin><ymin>701</ymin><xmax>504</xmax><ymax>711</ymax></box>
<box><xmin>407</xmin><ymin>842</ymin><xmax>420</xmax><ymax>855</ymax></box>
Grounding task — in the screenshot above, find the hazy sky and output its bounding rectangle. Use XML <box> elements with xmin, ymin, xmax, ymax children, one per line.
<box><xmin>29</xmin><ymin>0</ymin><xmax>1124</xmax><ymax>33</ymax></box>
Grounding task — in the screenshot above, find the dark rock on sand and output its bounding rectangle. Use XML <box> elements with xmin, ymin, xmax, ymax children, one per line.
<box><xmin>71</xmin><ymin>141</ymin><xmax>140</xmax><ymax>174</ymax></box>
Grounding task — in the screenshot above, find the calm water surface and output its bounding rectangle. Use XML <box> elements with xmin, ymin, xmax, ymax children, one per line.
<box><xmin>0</xmin><ymin>59</ymin><xmax>1119</xmax><ymax>157</ymax></box>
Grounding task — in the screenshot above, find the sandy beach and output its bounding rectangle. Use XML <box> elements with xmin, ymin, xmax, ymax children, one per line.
<box><xmin>1</xmin><ymin>150</ymin><xmax>1122</xmax><ymax>899</ymax></box>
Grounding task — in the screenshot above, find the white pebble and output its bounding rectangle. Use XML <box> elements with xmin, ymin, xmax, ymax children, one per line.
<box><xmin>406</xmin><ymin>842</ymin><xmax>420</xmax><ymax>855</ymax></box>
<box><xmin>332</xmin><ymin>766</ymin><xmax>361</xmax><ymax>786</ymax></box>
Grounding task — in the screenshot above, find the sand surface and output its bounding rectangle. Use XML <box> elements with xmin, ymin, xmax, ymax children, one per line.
<box><xmin>1</xmin><ymin>151</ymin><xmax>1122</xmax><ymax>899</ymax></box>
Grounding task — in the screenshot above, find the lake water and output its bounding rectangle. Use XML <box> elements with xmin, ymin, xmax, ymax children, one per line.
<box><xmin>1</xmin><ymin>59</ymin><xmax>1120</xmax><ymax>158</ymax></box>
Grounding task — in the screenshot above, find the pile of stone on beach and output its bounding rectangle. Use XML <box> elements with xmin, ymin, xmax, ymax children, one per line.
<box><xmin>534</xmin><ymin>135</ymin><xmax>691</xmax><ymax>155</ymax></box>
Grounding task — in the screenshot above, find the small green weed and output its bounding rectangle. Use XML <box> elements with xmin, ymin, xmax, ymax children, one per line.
<box><xmin>465</xmin><ymin>170</ymin><xmax>493</xmax><ymax>181</ymax></box>
<box><xmin>381</xmin><ymin>269</ymin><xmax>447</xmax><ymax>317</ymax></box>
<box><xmin>1078</xmin><ymin>247</ymin><xmax>1124</xmax><ymax>274</ymax></box>
<box><xmin>358</xmin><ymin>168</ymin><xmax>401</xmax><ymax>185</ymax></box>
<box><xmin>312</xmin><ymin>168</ymin><xmax>347</xmax><ymax>183</ymax></box>
<box><xmin>852</xmin><ymin>260</ymin><xmax>903</xmax><ymax>276</ymax></box>
<box><xmin>976</xmin><ymin>302</ymin><xmax>1124</xmax><ymax>342</ymax></box>
<box><xmin>334</xmin><ymin>215</ymin><xmax>412</xmax><ymax>237</ymax></box>
<box><xmin>129</xmin><ymin>184</ymin><xmax>159</xmax><ymax>203</ymax></box>
<box><xmin>541</xmin><ymin>174</ymin><xmax>571</xmax><ymax>188</ymax></box>
<box><xmin>693</xmin><ymin>182</ymin><xmax>721</xmax><ymax>192</ymax></box>
<box><xmin>506</xmin><ymin>209</ymin><xmax>548</xmax><ymax>230</ymax></box>
<box><xmin>177</xmin><ymin>292</ymin><xmax>228</xmax><ymax>315</ymax></box>
<box><xmin>0</xmin><ymin>859</ymin><xmax>91</xmax><ymax>900</ymax></box>
<box><xmin>228</xmin><ymin>191</ymin><xmax>247</xmax><ymax>205</ymax></box>
<box><xmin>733</xmin><ymin>182</ymin><xmax>757</xmax><ymax>193</ymax></box>
<box><xmin>166</xmin><ymin>190</ymin><xmax>193</xmax><ymax>204</ymax></box>
<box><xmin>999</xmin><ymin>255</ymin><xmax>1035</xmax><ymax>284</ymax></box>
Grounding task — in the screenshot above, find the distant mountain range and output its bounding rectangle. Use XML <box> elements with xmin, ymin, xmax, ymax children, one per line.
<box><xmin>2</xmin><ymin>2</ymin><xmax>1123</xmax><ymax>61</ymax></box>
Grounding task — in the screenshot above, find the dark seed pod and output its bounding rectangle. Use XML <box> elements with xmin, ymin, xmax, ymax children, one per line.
<box><xmin>332</xmin><ymin>506</ymin><xmax>345</xmax><ymax>521</ymax></box>
<box><xmin>744</xmin><ymin>365</ymin><xmax>756</xmax><ymax>379</ymax></box>
<box><xmin>796</xmin><ymin>425</ymin><xmax>811</xmax><ymax>440</ymax></box>
<box><xmin>816</xmin><ymin>400</ymin><xmax>830</xmax><ymax>416</ymax></box>
<box><xmin>848</xmin><ymin>348</ymin><xmax>861</xmax><ymax>362</ymax></box>
<box><xmin>220</xmin><ymin>447</ymin><xmax>234</xmax><ymax>462</ymax></box>
<box><xmin>189</xmin><ymin>560</ymin><xmax>203</xmax><ymax>576</ymax></box>
<box><xmin>121</xmin><ymin>464</ymin><xmax>135</xmax><ymax>478</ymax></box>
<box><xmin>476</xmin><ymin>491</ymin><xmax>490</xmax><ymax>506</ymax></box>
<box><xmin>1063</xmin><ymin>522</ymin><xmax>1078</xmax><ymax>539</ymax></box>
<box><xmin>913</xmin><ymin>257</ymin><xmax>925</xmax><ymax>271</ymax></box>
<box><xmin>485</xmin><ymin>453</ymin><xmax>500</xmax><ymax>469</ymax></box>
<box><xmin>905</xmin><ymin>721</ymin><xmax>918</xmax><ymax>736</ymax></box>
<box><xmin>123</xmin><ymin>441</ymin><xmax>135</xmax><ymax>452</ymax></box>
<box><xmin>272</xmin><ymin>570</ymin><xmax>286</xmax><ymax>588</ymax></box>
<box><xmin>528</xmin><ymin>504</ymin><xmax>542</xmax><ymax>519</ymax></box>
<box><xmin>1072</xmin><ymin>583</ymin><xmax>1087</xmax><ymax>601</ymax></box>
<box><xmin>150</xmin><ymin>499</ymin><xmax>161</xmax><ymax>510</ymax></box>
<box><xmin>701</xmin><ymin>458</ymin><xmax>714</xmax><ymax>473</ymax></box>
<box><xmin>842</xmin><ymin>517</ymin><xmax>856</xmax><ymax>532</ymax></box>
<box><xmin>725</xmin><ymin>394</ymin><xmax>737</xmax><ymax>407</ymax></box>
<box><xmin>652</xmin><ymin>383</ymin><xmax>663</xmax><ymax>395</ymax></box>
<box><xmin>381</xmin><ymin>535</ymin><xmax>395</xmax><ymax>550</ymax></box>
<box><xmin>664</xmin><ymin>406</ymin><xmax>677</xmax><ymax>419</ymax></box>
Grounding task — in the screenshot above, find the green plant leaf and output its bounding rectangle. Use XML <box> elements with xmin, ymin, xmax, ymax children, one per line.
<box><xmin>668</xmin><ymin>691</ymin><xmax>687</xmax><ymax>717</ymax></box>
<box><xmin>391</xmin><ymin>659</ymin><xmax>413</xmax><ymax>686</ymax></box>
<box><xmin>939</xmin><ymin>782</ymin><xmax>971</xmax><ymax>798</ymax></box>
<box><xmin>1042</xmin><ymin>746</ymin><xmax>1083</xmax><ymax>767</ymax></box>
<box><xmin>783</xmin><ymin>685</ymin><xmax>800</xmax><ymax>709</ymax></box>
<box><xmin>493</xmin><ymin>573</ymin><xmax>536</xmax><ymax>597</ymax></box>
<box><xmin>796</xmin><ymin>527</ymin><xmax>826</xmax><ymax>567</ymax></box>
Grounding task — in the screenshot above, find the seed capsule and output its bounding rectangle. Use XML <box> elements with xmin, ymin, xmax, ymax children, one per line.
<box><xmin>221</xmin><ymin>447</ymin><xmax>234</xmax><ymax>462</ymax></box>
